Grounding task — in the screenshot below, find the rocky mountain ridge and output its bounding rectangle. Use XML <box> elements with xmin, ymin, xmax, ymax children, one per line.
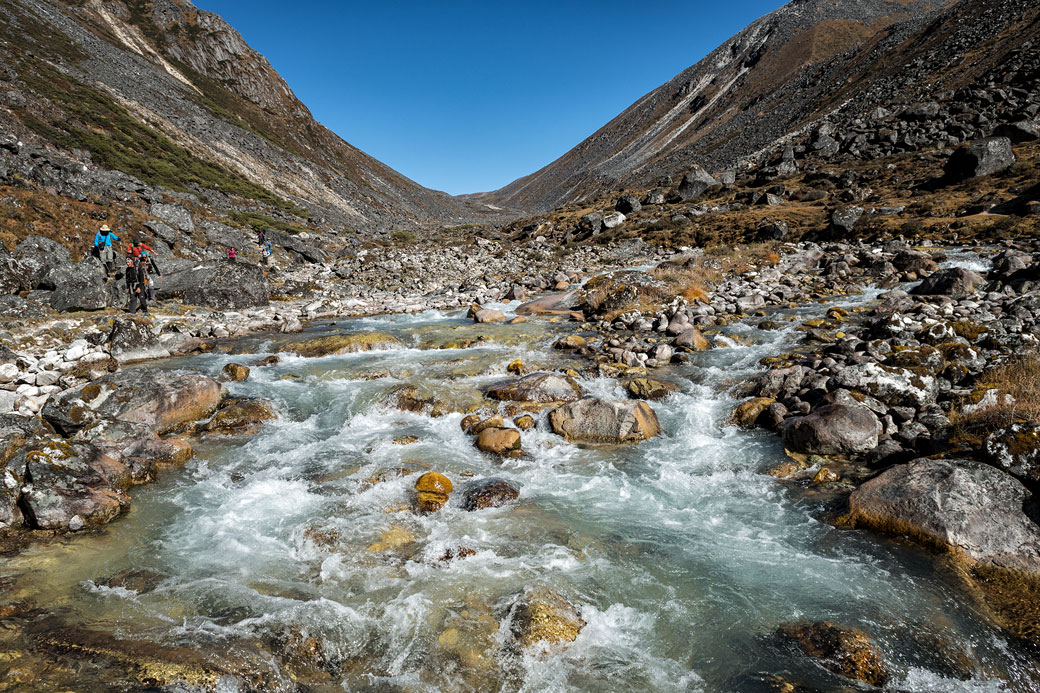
<box><xmin>483</xmin><ymin>0</ymin><xmax>1040</xmax><ymax>212</ymax></box>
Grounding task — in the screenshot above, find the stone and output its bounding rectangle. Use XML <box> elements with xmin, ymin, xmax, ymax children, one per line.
<box><xmin>414</xmin><ymin>472</ymin><xmax>452</xmax><ymax>513</ymax></box>
<box><xmin>42</xmin><ymin>368</ymin><xmax>223</xmax><ymax>436</ymax></box>
<box><xmin>47</xmin><ymin>260</ymin><xmax>110</xmax><ymax>312</ymax></box>
<box><xmin>553</xmin><ymin>335</ymin><xmax>586</xmax><ymax>350</ymax></box>
<box><xmin>849</xmin><ymin>458</ymin><xmax>1040</xmax><ymax>576</ymax></box>
<box><xmin>0</xmin><ymin>256</ymin><xmax>34</xmax><ymax>296</ymax></box>
<box><xmin>985</xmin><ymin>422</ymin><xmax>1040</xmax><ymax>485</ymax></box>
<box><xmin>277</xmin><ymin>332</ymin><xmax>401</xmax><ymax>357</ymax></box>
<box><xmin>943</xmin><ymin>137</ymin><xmax>1016</xmax><ymax>182</ymax></box>
<box><xmin>222</xmin><ymin>363</ymin><xmax>250</xmax><ymax>382</ymax></box>
<box><xmin>677</xmin><ymin>166</ymin><xmax>719</xmax><ymax>201</ymax></box>
<box><xmin>781</xmin><ymin>404</ymin><xmax>881</xmax><ymax>456</ymax></box>
<box><xmin>549</xmin><ymin>397</ymin><xmax>661</xmax><ymax>444</ymax></box>
<box><xmin>831</xmin><ymin>362</ymin><xmax>937</xmax><ymax>407</ymax></box>
<box><xmin>994</xmin><ymin>120</ymin><xmax>1040</xmax><ymax>144</ymax></box>
<box><xmin>615</xmin><ymin>195</ymin><xmax>641</xmax><ymax>215</ymax></box>
<box><xmin>730</xmin><ymin>397</ymin><xmax>775</xmax><ymax>428</ymax></box>
<box><xmin>911</xmin><ymin>267</ymin><xmax>984</xmax><ymax>296</ymax></box>
<box><xmin>514</xmin><ymin>414</ymin><xmax>535</xmax><ymax>431</ymax></box>
<box><xmin>776</xmin><ymin>621</ymin><xmax>888</xmax><ymax>686</ymax></box>
<box><xmin>601</xmin><ymin>212</ymin><xmax>626</xmax><ymax>229</ymax></box>
<box><xmin>462</xmin><ymin>477</ymin><xmax>520</xmax><ymax>510</ymax></box>
<box><xmin>13</xmin><ymin>235</ymin><xmax>72</xmax><ymax>289</ymax></box>
<box><xmin>675</xmin><ymin>327</ymin><xmax>710</xmax><ymax>350</ymax></box>
<box><xmin>108</xmin><ymin>317</ymin><xmax>170</xmax><ymax>363</ymax></box>
<box><xmin>474</xmin><ymin>309</ymin><xmax>506</xmax><ymax>324</ymax></box>
<box><xmin>150</xmin><ymin>203</ymin><xmax>195</xmax><ymax>233</ymax></box>
<box><xmin>507</xmin><ymin>585</ymin><xmax>585</xmax><ymax>649</ymax></box>
<box><xmin>642</xmin><ymin>188</ymin><xmax>666</xmax><ymax>205</ymax></box>
<box><xmin>486</xmin><ymin>373</ymin><xmax>584</xmax><ymax>403</ymax></box>
<box><xmin>157</xmin><ymin>261</ymin><xmax>269</xmax><ymax>310</ymax></box>
<box><xmin>203</xmin><ymin>398</ymin><xmax>277</xmax><ymax>434</ymax></box>
<box><xmin>475</xmin><ymin>427</ymin><xmax>522</xmax><ymax>456</ymax></box>
<box><xmin>625</xmin><ymin>378</ymin><xmax>678</xmax><ymax>401</ymax></box>
<box><xmin>830</xmin><ymin>206</ymin><xmax>863</xmax><ymax>235</ymax></box>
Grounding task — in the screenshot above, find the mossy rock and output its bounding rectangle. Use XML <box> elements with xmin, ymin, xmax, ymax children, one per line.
<box><xmin>277</xmin><ymin>332</ymin><xmax>401</xmax><ymax>358</ymax></box>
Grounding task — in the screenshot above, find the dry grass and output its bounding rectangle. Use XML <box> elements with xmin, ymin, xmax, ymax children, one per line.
<box><xmin>952</xmin><ymin>355</ymin><xmax>1040</xmax><ymax>432</ymax></box>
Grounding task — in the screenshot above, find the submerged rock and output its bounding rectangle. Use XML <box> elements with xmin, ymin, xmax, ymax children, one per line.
<box><xmin>776</xmin><ymin>621</ymin><xmax>889</xmax><ymax>686</ymax></box>
<box><xmin>277</xmin><ymin>331</ymin><xmax>401</xmax><ymax>357</ymax></box>
<box><xmin>507</xmin><ymin>585</ymin><xmax>586</xmax><ymax>649</ymax></box>
<box><xmin>486</xmin><ymin>372</ymin><xmax>584</xmax><ymax>403</ymax></box>
<box><xmin>222</xmin><ymin>363</ymin><xmax>251</xmax><ymax>382</ymax></box>
<box><xmin>203</xmin><ymin>398</ymin><xmax>277</xmax><ymax>435</ymax></box>
<box><xmin>462</xmin><ymin>478</ymin><xmax>520</xmax><ymax>510</ymax></box>
<box><xmin>43</xmin><ymin>369</ymin><xmax>223</xmax><ymax>436</ymax></box>
<box><xmin>849</xmin><ymin>458</ymin><xmax>1040</xmax><ymax>576</ymax></box>
<box><xmin>549</xmin><ymin>397</ymin><xmax>661</xmax><ymax>444</ymax></box>
<box><xmin>781</xmin><ymin>404</ymin><xmax>881</xmax><ymax>456</ymax></box>
<box><xmin>625</xmin><ymin>378</ymin><xmax>678</xmax><ymax>401</ymax></box>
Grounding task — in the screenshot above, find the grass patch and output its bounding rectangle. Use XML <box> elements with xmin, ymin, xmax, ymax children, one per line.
<box><xmin>951</xmin><ymin>355</ymin><xmax>1040</xmax><ymax>440</ymax></box>
<box><xmin>227</xmin><ymin>211</ymin><xmax>310</xmax><ymax>235</ymax></box>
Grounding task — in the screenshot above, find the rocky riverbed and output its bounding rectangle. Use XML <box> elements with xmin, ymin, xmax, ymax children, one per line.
<box><xmin>1</xmin><ymin>237</ymin><xmax>1040</xmax><ymax>690</ymax></box>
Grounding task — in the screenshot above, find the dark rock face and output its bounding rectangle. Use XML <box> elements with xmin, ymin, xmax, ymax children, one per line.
<box><xmin>782</xmin><ymin>404</ymin><xmax>881</xmax><ymax>455</ymax></box>
<box><xmin>156</xmin><ymin>261</ymin><xmax>269</xmax><ymax>309</ymax></box>
<box><xmin>994</xmin><ymin>120</ymin><xmax>1040</xmax><ymax>143</ymax></box>
<box><xmin>0</xmin><ymin>255</ymin><xmax>33</xmax><ymax>296</ymax></box>
<box><xmin>615</xmin><ymin>195</ymin><xmax>642</xmax><ymax>215</ymax></box>
<box><xmin>47</xmin><ymin>260</ymin><xmax>110</xmax><ymax>312</ymax></box>
<box><xmin>486</xmin><ymin>373</ymin><xmax>584</xmax><ymax>403</ymax></box>
<box><xmin>43</xmin><ymin>368</ymin><xmax>223</xmax><ymax>436</ymax></box>
<box><xmin>943</xmin><ymin>137</ymin><xmax>1016</xmax><ymax>181</ymax></box>
<box><xmin>461</xmin><ymin>477</ymin><xmax>520</xmax><ymax>510</ymax></box>
<box><xmin>911</xmin><ymin>267</ymin><xmax>984</xmax><ymax>296</ymax></box>
<box><xmin>776</xmin><ymin>621</ymin><xmax>889</xmax><ymax>687</ymax></box>
<box><xmin>13</xmin><ymin>235</ymin><xmax>72</xmax><ymax>289</ymax></box>
<box><xmin>849</xmin><ymin>458</ymin><xmax>1040</xmax><ymax>575</ymax></box>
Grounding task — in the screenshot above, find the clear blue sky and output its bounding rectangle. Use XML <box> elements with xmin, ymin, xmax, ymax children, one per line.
<box><xmin>194</xmin><ymin>1</ymin><xmax>787</xmax><ymax>195</ymax></box>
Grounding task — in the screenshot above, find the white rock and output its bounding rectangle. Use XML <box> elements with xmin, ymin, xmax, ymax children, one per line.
<box><xmin>0</xmin><ymin>391</ymin><xmax>15</xmax><ymax>413</ymax></box>
<box><xmin>64</xmin><ymin>340</ymin><xmax>89</xmax><ymax>361</ymax></box>
<box><xmin>68</xmin><ymin>515</ymin><xmax>85</xmax><ymax>531</ymax></box>
<box><xmin>15</xmin><ymin>384</ymin><xmax>38</xmax><ymax>397</ymax></box>
<box><xmin>0</xmin><ymin>363</ymin><xmax>18</xmax><ymax>383</ymax></box>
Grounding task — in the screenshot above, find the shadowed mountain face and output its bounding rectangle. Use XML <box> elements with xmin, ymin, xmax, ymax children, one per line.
<box><xmin>0</xmin><ymin>0</ymin><xmax>503</xmax><ymax>229</ymax></box>
<box><xmin>481</xmin><ymin>0</ymin><xmax>1039</xmax><ymax>213</ymax></box>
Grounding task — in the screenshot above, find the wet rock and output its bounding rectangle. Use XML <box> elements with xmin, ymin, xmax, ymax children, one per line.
<box><xmin>625</xmin><ymin>378</ymin><xmax>678</xmax><ymax>401</ymax></box>
<box><xmin>101</xmin><ymin>568</ymin><xmax>165</xmax><ymax>593</ymax></box>
<box><xmin>462</xmin><ymin>477</ymin><xmax>520</xmax><ymax>510</ymax></box>
<box><xmin>415</xmin><ymin>471</ymin><xmax>452</xmax><ymax>513</ymax></box>
<box><xmin>474</xmin><ymin>308</ymin><xmax>505</xmax><ymax>324</ymax></box>
<box><xmin>108</xmin><ymin>316</ymin><xmax>170</xmax><ymax>363</ymax></box>
<box><xmin>782</xmin><ymin>404</ymin><xmax>881</xmax><ymax>456</ymax></box>
<box><xmin>911</xmin><ymin>267</ymin><xmax>984</xmax><ymax>296</ymax></box>
<box><xmin>776</xmin><ymin>621</ymin><xmax>889</xmax><ymax>686</ymax></box>
<box><xmin>386</xmin><ymin>385</ymin><xmax>432</xmax><ymax>414</ymax></box>
<box><xmin>43</xmin><ymin>369</ymin><xmax>222</xmax><ymax>436</ymax></box>
<box><xmin>475</xmin><ymin>427</ymin><xmax>522</xmax><ymax>457</ymax></box>
<box><xmin>203</xmin><ymin>398</ymin><xmax>277</xmax><ymax>435</ymax></box>
<box><xmin>849</xmin><ymin>458</ymin><xmax>1040</xmax><ymax>576</ymax></box>
<box><xmin>507</xmin><ymin>585</ymin><xmax>585</xmax><ymax>649</ymax></box>
<box><xmin>471</xmin><ymin>414</ymin><xmax>504</xmax><ymax>434</ymax></box>
<box><xmin>514</xmin><ymin>414</ymin><xmax>535</xmax><ymax>431</ymax></box>
<box><xmin>74</xmin><ymin>421</ymin><xmax>194</xmax><ymax>483</ymax></box>
<box><xmin>730</xmin><ymin>397</ymin><xmax>775</xmax><ymax>428</ymax></box>
<box><xmin>553</xmin><ymin>335</ymin><xmax>586</xmax><ymax>350</ymax></box>
<box><xmin>943</xmin><ymin>137</ymin><xmax>1016</xmax><ymax>182</ymax></box>
<box><xmin>549</xmin><ymin>397</ymin><xmax>661</xmax><ymax>444</ymax></box>
<box><xmin>486</xmin><ymin>372</ymin><xmax>584</xmax><ymax>403</ymax></box>
<box><xmin>277</xmin><ymin>331</ymin><xmax>401</xmax><ymax>357</ymax></box>
<box><xmin>222</xmin><ymin>363</ymin><xmax>250</xmax><ymax>381</ymax></box>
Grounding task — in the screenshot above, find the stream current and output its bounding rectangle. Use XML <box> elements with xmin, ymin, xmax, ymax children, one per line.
<box><xmin>4</xmin><ymin>253</ymin><xmax>1040</xmax><ymax>692</ymax></box>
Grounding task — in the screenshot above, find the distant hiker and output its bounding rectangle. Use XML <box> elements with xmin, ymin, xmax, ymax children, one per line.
<box><xmin>92</xmin><ymin>224</ymin><xmax>119</xmax><ymax>275</ymax></box>
<box><xmin>255</xmin><ymin>228</ymin><xmax>265</xmax><ymax>246</ymax></box>
<box><xmin>261</xmin><ymin>241</ymin><xmax>272</xmax><ymax>266</ymax></box>
<box><xmin>226</xmin><ymin>247</ymin><xmax>237</xmax><ymax>262</ymax></box>
<box><xmin>124</xmin><ymin>256</ymin><xmax>148</xmax><ymax>314</ymax></box>
<box><xmin>140</xmin><ymin>249</ymin><xmax>162</xmax><ymax>300</ymax></box>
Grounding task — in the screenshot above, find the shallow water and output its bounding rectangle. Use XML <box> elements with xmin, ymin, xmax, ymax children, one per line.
<box><xmin>4</xmin><ymin>251</ymin><xmax>1040</xmax><ymax>692</ymax></box>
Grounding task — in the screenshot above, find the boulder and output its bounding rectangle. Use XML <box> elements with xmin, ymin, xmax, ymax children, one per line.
<box><xmin>13</xmin><ymin>235</ymin><xmax>71</xmax><ymax>289</ymax></box>
<box><xmin>486</xmin><ymin>373</ymin><xmax>583</xmax><ymax>403</ymax></box>
<box><xmin>615</xmin><ymin>195</ymin><xmax>641</xmax><ymax>215</ymax></box>
<box><xmin>676</xmin><ymin>166</ymin><xmax>719</xmax><ymax>201</ymax></box>
<box><xmin>553</xmin><ymin>335</ymin><xmax>586</xmax><ymax>350</ymax></box>
<box><xmin>642</xmin><ymin>188</ymin><xmax>666</xmax><ymax>205</ymax></box>
<box><xmin>911</xmin><ymin>267</ymin><xmax>984</xmax><ymax>296</ymax></box>
<box><xmin>985</xmin><ymin>422</ymin><xmax>1040</xmax><ymax>485</ymax></box>
<box><xmin>222</xmin><ymin>363</ymin><xmax>250</xmax><ymax>382</ymax></box>
<box><xmin>414</xmin><ymin>472</ymin><xmax>452</xmax><ymax>513</ymax></box>
<box><xmin>157</xmin><ymin>261</ymin><xmax>269</xmax><ymax>310</ymax></box>
<box><xmin>994</xmin><ymin>120</ymin><xmax>1040</xmax><ymax>144</ymax></box>
<box><xmin>0</xmin><ymin>255</ymin><xmax>33</xmax><ymax>296</ymax></box>
<box><xmin>776</xmin><ymin>621</ymin><xmax>888</xmax><ymax>687</ymax></box>
<box><xmin>831</xmin><ymin>362</ymin><xmax>937</xmax><ymax>407</ymax></box>
<box><xmin>849</xmin><ymin>458</ymin><xmax>1040</xmax><ymax>576</ymax></box>
<box><xmin>474</xmin><ymin>308</ymin><xmax>505</xmax><ymax>324</ymax></box>
<box><xmin>266</xmin><ymin>229</ymin><xmax>328</xmax><ymax>264</ymax></box>
<box><xmin>943</xmin><ymin>137</ymin><xmax>1016</xmax><ymax>182</ymax></box>
<box><xmin>730</xmin><ymin>397</ymin><xmax>775</xmax><ymax>428</ymax></box>
<box><xmin>150</xmin><ymin>203</ymin><xmax>195</xmax><ymax>234</ymax></box>
<box><xmin>47</xmin><ymin>260</ymin><xmax>109</xmax><ymax>312</ymax></box>
<box><xmin>549</xmin><ymin>397</ymin><xmax>661</xmax><ymax>444</ymax></box>
<box><xmin>829</xmin><ymin>206</ymin><xmax>863</xmax><ymax>235</ymax></box>
<box><xmin>675</xmin><ymin>327</ymin><xmax>710</xmax><ymax>350</ymax></box>
<box><xmin>475</xmin><ymin>427</ymin><xmax>522</xmax><ymax>456</ymax></box>
<box><xmin>203</xmin><ymin>398</ymin><xmax>276</xmax><ymax>435</ymax></box>
<box><xmin>42</xmin><ymin>368</ymin><xmax>222</xmax><ymax>436</ymax></box>
<box><xmin>277</xmin><ymin>332</ymin><xmax>401</xmax><ymax>357</ymax></box>
<box><xmin>108</xmin><ymin>316</ymin><xmax>170</xmax><ymax>363</ymax></box>
<box><xmin>462</xmin><ymin>477</ymin><xmax>520</xmax><ymax>510</ymax></box>
<box><xmin>507</xmin><ymin>585</ymin><xmax>585</xmax><ymax>649</ymax></box>
<box><xmin>625</xmin><ymin>378</ymin><xmax>678</xmax><ymax>400</ymax></box>
<box><xmin>601</xmin><ymin>212</ymin><xmax>626</xmax><ymax>229</ymax></box>
<box><xmin>782</xmin><ymin>404</ymin><xmax>881</xmax><ymax>455</ymax></box>
<box><xmin>778</xmin><ymin>249</ymin><xmax>824</xmax><ymax>274</ymax></box>
<box><xmin>69</xmin><ymin>420</ymin><xmax>193</xmax><ymax>484</ymax></box>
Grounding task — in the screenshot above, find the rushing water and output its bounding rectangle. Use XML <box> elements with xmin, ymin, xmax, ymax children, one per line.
<box><xmin>4</xmin><ymin>255</ymin><xmax>1040</xmax><ymax>692</ymax></box>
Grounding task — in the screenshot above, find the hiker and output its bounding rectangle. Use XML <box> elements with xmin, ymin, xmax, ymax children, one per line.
<box><xmin>92</xmin><ymin>224</ymin><xmax>119</xmax><ymax>275</ymax></box>
<box><xmin>140</xmin><ymin>249</ymin><xmax>162</xmax><ymax>300</ymax></box>
<box><xmin>261</xmin><ymin>240</ymin><xmax>272</xmax><ymax>266</ymax></box>
<box><xmin>126</xmin><ymin>238</ymin><xmax>155</xmax><ymax>259</ymax></box>
<box><xmin>226</xmin><ymin>247</ymin><xmax>237</xmax><ymax>262</ymax></box>
<box><xmin>124</xmin><ymin>256</ymin><xmax>148</xmax><ymax>314</ymax></box>
<box><xmin>256</xmin><ymin>228</ymin><xmax>265</xmax><ymax>246</ymax></box>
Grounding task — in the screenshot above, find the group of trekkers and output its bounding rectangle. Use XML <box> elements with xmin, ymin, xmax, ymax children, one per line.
<box><xmin>93</xmin><ymin>222</ymin><xmax>273</xmax><ymax>314</ymax></box>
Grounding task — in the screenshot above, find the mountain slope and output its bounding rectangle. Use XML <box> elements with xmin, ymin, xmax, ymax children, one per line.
<box><xmin>0</xmin><ymin>0</ymin><xmax>500</xmax><ymax>229</ymax></box>
<box><xmin>483</xmin><ymin>0</ymin><xmax>1038</xmax><ymax>212</ymax></box>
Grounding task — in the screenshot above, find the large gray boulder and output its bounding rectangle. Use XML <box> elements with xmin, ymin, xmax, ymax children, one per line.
<box><xmin>782</xmin><ymin>404</ymin><xmax>881</xmax><ymax>455</ymax></box>
<box><xmin>549</xmin><ymin>397</ymin><xmax>661</xmax><ymax>444</ymax></box>
<box><xmin>911</xmin><ymin>267</ymin><xmax>984</xmax><ymax>296</ymax></box>
<box><xmin>267</xmin><ymin>229</ymin><xmax>328</xmax><ymax>264</ymax></box>
<box><xmin>150</xmin><ymin>202</ymin><xmax>195</xmax><ymax>234</ymax></box>
<box><xmin>831</xmin><ymin>362</ymin><xmax>938</xmax><ymax>407</ymax></box>
<box><xmin>13</xmin><ymin>235</ymin><xmax>72</xmax><ymax>289</ymax></box>
<box><xmin>829</xmin><ymin>206</ymin><xmax>863</xmax><ymax>236</ymax></box>
<box><xmin>0</xmin><ymin>255</ymin><xmax>33</xmax><ymax>295</ymax></box>
<box><xmin>42</xmin><ymin>368</ymin><xmax>223</xmax><ymax>436</ymax></box>
<box><xmin>676</xmin><ymin>166</ymin><xmax>719</xmax><ymax>201</ymax></box>
<box><xmin>993</xmin><ymin>121</ymin><xmax>1040</xmax><ymax>144</ymax></box>
<box><xmin>47</xmin><ymin>259</ymin><xmax>110</xmax><ymax>312</ymax></box>
<box><xmin>849</xmin><ymin>459</ymin><xmax>1040</xmax><ymax>576</ymax></box>
<box><xmin>486</xmin><ymin>373</ymin><xmax>584</xmax><ymax>403</ymax></box>
<box><xmin>943</xmin><ymin>137</ymin><xmax>1016</xmax><ymax>182</ymax></box>
<box><xmin>156</xmin><ymin>261</ymin><xmax>269</xmax><ymax>309</ymax></box>
<box><xmin>107</xmin><ymin>316</ymin><xmax>171</xmax><ymax>363</ymax></box>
